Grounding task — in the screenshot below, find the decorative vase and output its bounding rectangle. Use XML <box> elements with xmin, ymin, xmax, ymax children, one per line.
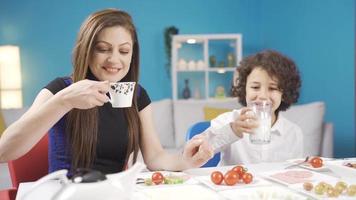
<box><xmin>164</xmin><ymin>26</ymin><xmax>179</xmax><ymax>77</ymax></box>
<box><xmin>188</xmin><ymin>60</ymin><xmax>196</xmax><ymax>70</ymax></box>
<box><xmin>193</xmin><ymin>86</ymin><xmax>201</xmax><ymax>99</ymax></box>
<box><xmin>218</xmin><ymin>61</ymin><xmax>225</xmax><ymax>67</ymax></box>
<box><xmin>178</xmin><ymin>59</ymin><xmax>187</xmax><ymax>70</ymax></box>
<box><xmin>215</xmin><ymin>86</ymin><xmax>226</xmax><ymax>99</ymax></box>
<box><xmin>196</xmin><ymin>60</ymin><xmax>205</xmax><ymax>70</ymax></box>
<box><xmin>209</xmin><ymin>55</ymin><xmax>216</xmax><ymax>67</ymax></box>
<box><xmin>182</xmin><ymin>79</ymin><xmax>191</xmax><ymax>99</ymax></box>
<box><xmin>227</xmin><ymin>53</ymin><xmax>235</xmax><ymax>67</ymax></box>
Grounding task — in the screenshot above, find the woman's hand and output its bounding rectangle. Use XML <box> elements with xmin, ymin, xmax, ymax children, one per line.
<box><xmin>58</xmin><ymin>79</ymin><xmax>110</xmax><ymax>110</ymax></box>
<box><xmin>182</xmin><ymin>134</ymin><xmax>214</xmax><ymax>168</ymax></box>
<box><xmin>230</xmin><ymin>107</ymin><xmax>258</xmax><ymax>138</ymax></box>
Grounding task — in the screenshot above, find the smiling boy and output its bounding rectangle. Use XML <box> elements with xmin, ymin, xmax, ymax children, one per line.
<box><xmin>201</xmin><ymin>50</ymin><xmax>303</xmax><ymax>165</ymax></box>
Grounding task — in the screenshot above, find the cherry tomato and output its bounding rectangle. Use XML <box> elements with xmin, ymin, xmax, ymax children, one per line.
<box><xmin>151</xmin><ymin>172</ymin><xmax>164</xmax><ymax>184</ymax></box>
<box><xmin>224</xmin><ymin>171</ymin><xmax>239</xmax><ymax>186</ymax></box>
<box><xmin>310</xmin><ymin>157</ymin><xmax>323</xmax><ymax>168</ymax></box>
<box><xmin>210</xmin><ymin>171</ymin><xmax>224</xmax><ymax>185</ymax></box>
<box><xmin>242</xmin><ymin>172</ymin><xmax>253</xmax><ymax>184</ymax></box>
<box><xmin>231</xmin><ymin>165</ymin><xmax>246</xmax><ymax>177</ymax></box>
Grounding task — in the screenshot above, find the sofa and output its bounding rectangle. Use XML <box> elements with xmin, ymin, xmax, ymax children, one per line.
<box><xmin>151</xmin><ymin>98</ymin><xmax>333</xmax><ymax>158</ymax></box>
<box><xmin>0</xmin><ymin>99</ymin><xmax>333</xmax><ymax>158</ymax></box>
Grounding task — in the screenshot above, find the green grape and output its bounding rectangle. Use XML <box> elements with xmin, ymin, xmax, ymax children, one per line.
<box><xmin>335</xmin><ymin>181</ymin><xmax>348</xmax><ymax>190</ymax></box>
<box><xmin>347</xmin><ymin>185</ymin><xmax>356</xmax><ymax>196</ymax></box>
<box><xmin>164</xmin><ymin>176</ymin><xmax>184</xmax><ymax>184</ymax></box>
<box><xmin>144</xmin><ymin>178</ymin><xmax>153</xmax><ymax>186</ymax></box>
<box><xmin>334</xmin><ymin>186</ymin><xmax>343</xmax><ymax>195</ymax></box>
<box><xmin>324</xmin><ymin>183</ymin><xmax>333</xmax><ymax>191</ymax></box>
<box><xmin>335</xmin><ymin>181</ymin><xmax>347</xmax><ymax>194</ymax></box>
<box><xmin>326</xmin><ymin>188</ymin><xmax>339</xmax><ymax>198</ymax></box>
<box><xmin>314</xmin><ymin>184</ymin><xmax>325</xmax><ymax>195</ymax></box>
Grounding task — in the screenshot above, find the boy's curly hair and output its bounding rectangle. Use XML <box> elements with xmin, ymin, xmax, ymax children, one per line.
<box><xmin>235</xmin><ymin>50</ymin><xmax>301</xmax><ymax>113</ymax></box>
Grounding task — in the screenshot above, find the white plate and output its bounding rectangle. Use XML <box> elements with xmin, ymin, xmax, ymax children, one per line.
<box><xmin>289</xmin><ymin>179</ymin><xmax>356</xmax><ymax>200</ymax></box>
<box><xmin>286</xmin><ymin>157</ymin><xmax>333</xmax><ymax>172</ymax></box>
<box><xmin>220</xmin><ymin>185</ymin><xmax>309</xmax><ymax>200</ymax></box>
<box><xmin>324</xmin><ymin>159</ymin><xmax>356</xmax><ymax>183</ymax></box>
<box><xmin>260</xmin><ymin>169</ymin><xmax>339</xmax><ymax>186</ymax></box>
<box><xmin>195</xmin><ymin>175</ymin><xmax>272</xmax><ymax>191</ymax></box>
<box><xmin>136</xmin><ymin>171</ymin><xmax>198</xmax><ymax>188</ymax></box>
<box><xmin>140</xmin><ymin>185</ymin><xmax>222</xmax><ymax>200</ymax></box>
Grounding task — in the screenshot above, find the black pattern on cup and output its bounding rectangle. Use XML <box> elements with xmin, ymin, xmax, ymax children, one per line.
<box><xmin>108</xmin><ymin>82</ymin><xmax>136</xmax><ymax>108</ymax></box>
<box><xmin>110</xmin><ymin>82</ymin><xmax>135</xmax><ymax>95</ymax></box>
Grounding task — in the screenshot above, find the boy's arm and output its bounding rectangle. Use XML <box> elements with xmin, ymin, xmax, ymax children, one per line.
<box><xmin>201</xmin><ymin>111</ymin><xmax>242</xmax><ymax>154</ymax></box>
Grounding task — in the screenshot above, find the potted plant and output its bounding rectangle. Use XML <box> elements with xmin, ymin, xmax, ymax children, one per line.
<box><xmin>164</xmin><ymin>26</ymin><xmax>179</xmax><ymax>78</ymax></box>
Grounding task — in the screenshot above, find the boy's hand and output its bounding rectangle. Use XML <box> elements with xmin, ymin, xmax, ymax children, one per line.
<box><xmin>230</xmin><ymin>107</ymin><xmax>258</xmax><ymax>138</ymax></box>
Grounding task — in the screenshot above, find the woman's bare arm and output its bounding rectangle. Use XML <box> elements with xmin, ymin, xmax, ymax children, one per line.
<box><xmin>0</xmin><ymin>79</ymin><xmax>110</xmax><ymax>162</ymax></box>
<box><xmin>139</xmin><ymin>105</ymin><xmax>213</xmax><ymax>171</ymax></box>
<box><xmin>0</xmin><ymin>89</ymin><xmax>70</xmax><ymax>162</ymax></box>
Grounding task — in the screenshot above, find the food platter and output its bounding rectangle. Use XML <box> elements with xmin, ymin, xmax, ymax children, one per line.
<box><xmin>260</xmin><ymin>169</ymin><xmax>338</xmax><ymax>186</ymax></box>
<box><xmin>195</xmin><ymin>175</ymin><xmax>271</xmax><ymax>191</ymax></box>
<box><xmin>136</xmin><ymin>171</ymin><xmax>198</xmax><ymax>188</ymax></box>
<box><xmin>324</xmin><ymin>159</ymin><xmax>356</xmax><ymax>183</ymax></box>
<box><xmin>286</xmin><ymin>157</ymin><xmax>332</xmax><ymax>172</ymax></box>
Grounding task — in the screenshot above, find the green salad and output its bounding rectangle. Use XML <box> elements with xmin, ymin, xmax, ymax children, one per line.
<box><xmin>144</xmin><ymin>174</ymin><xmax>187</xmax><ymax>186</ymax></box>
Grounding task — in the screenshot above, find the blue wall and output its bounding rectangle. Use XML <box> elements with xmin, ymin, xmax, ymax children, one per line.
<box><xmin>257</xmin><ymin>0</ymin><xmax>355</xmax><ymax>158</ymax></box>
<box><xmin>0</xmin><ymin>0</ymin><xmax>256</xmax><ymax>101</ymax></box>
<box><xmin>0</xmin><ymin>0</ymin><xmax>354</xmax><ymax>157</ymax></box>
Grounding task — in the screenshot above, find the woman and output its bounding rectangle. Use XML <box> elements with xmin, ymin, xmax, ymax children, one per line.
<box><xmin>0</xmin><ymin>8</ymin><xmax>213</xmax><ymax>174</ymax></box>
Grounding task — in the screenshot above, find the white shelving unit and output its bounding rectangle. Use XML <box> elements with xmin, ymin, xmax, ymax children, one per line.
<box><xmin>171</xmin><ymin>34</ymin><xmax>242</xmax><ymax>100</ymax></box>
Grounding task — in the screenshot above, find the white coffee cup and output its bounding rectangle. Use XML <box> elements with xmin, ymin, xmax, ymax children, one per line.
<box><xmin>108</xmin><ymin>82</ymin><xmax>136</xmax><ymax>108</ymax></box>
<box><xmin>248</xmin><ymin>100</ymin><xmax>272</xmax><ymax>144</ymax></box>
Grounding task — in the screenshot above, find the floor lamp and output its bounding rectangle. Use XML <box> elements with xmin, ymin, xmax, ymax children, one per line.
<box><xmin>0</xmin><ymin>45</ymin><xmax>23</xmax><ymax>109</ymax></box>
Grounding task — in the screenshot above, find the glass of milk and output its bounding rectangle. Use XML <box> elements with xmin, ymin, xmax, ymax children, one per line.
<box><xmin>248</xmin><ymin>100</ymin><xmax>272</xmax><ymax>144</ymax></box>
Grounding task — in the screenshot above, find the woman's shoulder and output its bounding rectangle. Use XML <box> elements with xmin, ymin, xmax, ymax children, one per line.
<box><xmin>136</xmin><ymin>83</ymin><xmax>151</xmax><ymax>111</ymax></box>
<box><xmin>136</xmin><ymin>83</ymin><xmax>146</xmax><ymax>96</ymax></box>
<box><xmin>44</xmin><ymin>76</ymin><xmax>72</xmax><ymax>95</ymax></box>
<box><xmin>135</xmin><ymin>83</ymin><xmax>147</xmax><ymax>97</ymax></box>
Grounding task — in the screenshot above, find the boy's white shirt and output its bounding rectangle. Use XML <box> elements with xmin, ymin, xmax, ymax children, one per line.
<box><xmin>204</xmin><ymin>109</ymin><xmax>304</xmax><ymax>166</ymax></box>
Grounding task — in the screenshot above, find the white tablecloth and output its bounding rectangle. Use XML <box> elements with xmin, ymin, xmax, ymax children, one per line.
<box><xmin>16</xmin><ymin>161</ymin><xmax>348</xmax><ymax>200</ymax></box>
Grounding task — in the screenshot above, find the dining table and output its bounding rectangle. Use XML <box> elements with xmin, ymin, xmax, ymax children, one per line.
<box><xmin>15</xmin><ymin>159</ymin><xmax>356</xmax><ymax>200</ymax></box>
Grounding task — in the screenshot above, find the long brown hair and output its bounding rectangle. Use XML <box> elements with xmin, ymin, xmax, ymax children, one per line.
<box><xmin>66</xmin><ymin>8</ymin><xmax>141</xmax><ymax>171</ymax></box>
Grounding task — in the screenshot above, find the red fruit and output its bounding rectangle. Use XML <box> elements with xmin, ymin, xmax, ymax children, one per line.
<box><xmin>242</xmin><ymin>172</ymin><xmax>253</xmax><ymax>184</ymax></box>
<box><xmin>231</xmin><ymin>165</ymin><xmax>246</xmax><ymax>177</ymax></box>
<box><xmin>224</xmin><ymin>171</ymin><xmax>239</xmax><ymax>186</ymax></box>
<box><xmin>151</xmin><ymin>172</ymin><xmax>164</xmax><ymax>184</ymax></box>
<box><xmin>211</xmin><ymin>171</ymin><xmax>224</xmax><ymax>185</ymax></box>
<box><xmin>310</xmin><ymin>157</ymin><xmax>323</xmax><ymax>168</ymax></box>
